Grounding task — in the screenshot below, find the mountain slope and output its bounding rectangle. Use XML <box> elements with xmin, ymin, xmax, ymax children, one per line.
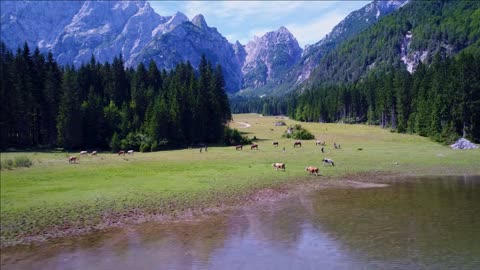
<box><xmin>306</xmin><ymin>0</ymin><xmax>480</xmax><ymax>86</ymax></box>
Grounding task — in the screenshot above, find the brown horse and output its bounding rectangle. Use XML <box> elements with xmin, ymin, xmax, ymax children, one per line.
<box><xmin>294</xmin><ymin>141</ymin><xmax>302</xmax><ymax>147</ymax></box>
<box><xmin>305</xmin><ymin>166</ymin><xmax>319</xmax><ymax>176</ymax></box>
<box><xmin>118</xmin><ymin>150</ymin><xmax>126</xmax><ymax>155</ymax></box>
<box><xmin>272</xmin><ymin>141</ymin><xmax>279</xmax><ymax>147</ymax></box>
<box><xmin>235</xmin><ymin>145</ymin><xmax>243</xmax><ymax>150</ymax></box>
<box><xmin>68</xmin><ymin>156</ymin><xmax>77</xmax><ymax>163</ymax></box>
<box><xmin>251</xmin><ymin>144</ymin><xmax>258</xmax><ymax>150</ymax></box>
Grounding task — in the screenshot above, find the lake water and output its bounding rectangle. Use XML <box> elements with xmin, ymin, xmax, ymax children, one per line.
<box><xmin>2</xmin><ymin>176</ymin><xmax>480</xmax><ymax>270</ymax></box>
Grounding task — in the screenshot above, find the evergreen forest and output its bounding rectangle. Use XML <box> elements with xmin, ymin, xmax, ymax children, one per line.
<box><xmin>0</xmin><ymin>42</ymin><xmax>232</xmax><ymax>151</ymax></box>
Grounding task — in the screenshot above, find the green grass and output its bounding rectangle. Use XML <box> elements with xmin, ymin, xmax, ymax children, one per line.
<box><xmin>1</xmin><ymin>114</ymin><xmax>479</xmax><ymax>245</ymax></box>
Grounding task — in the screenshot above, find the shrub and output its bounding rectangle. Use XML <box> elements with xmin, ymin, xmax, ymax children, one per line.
<box><xmin>1</xmin><ymin>159</ymin><xmax>14</xmax><ymax>170</ymax></box>
<box><xmin>14</xmin><ymin>156</ymin><xmax>33</xmax><ymax>168</ymax></box>
<box><xmin>223</xmin><ymin>127</ymin><xmax>252</xmax><ymax>145</ymax></box>
<box><xmin>281</xmin><ymin>124</ymin><xmax>315</xmax><ymax>140</ymax></box>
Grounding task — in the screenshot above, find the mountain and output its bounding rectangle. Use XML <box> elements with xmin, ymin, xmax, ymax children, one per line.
<box><xmin>1</xmin><ymin>1</ymin><xmax>243</xmax><ymax>92</ymax></box>
<box><xmin>240</xmin><ymin>27</ymin><xmax>302</xmax><ymax>90</ymax></box>
<box><xmin>305</xmin><ymin>0</ymin><xmax>480</xmax><ymax>86</ymax></box>
<box><xmin>128</xmin><ymin>14</ymin><xmax>243</xmax><ymax>92</ymax></box>
<box><xmin>52</xmin><ymin>1</ymin><xmax>168</xmax><ymax>66</ymax></box>
<box><xmin>236</xmin><ymin>0</ymin><xmax>409</xmax><ymax>97</ymax></box>
<box><xmin>0</xmin><ymin>1</ymin><xmax>84</xmax><ymax>51</ymax></box>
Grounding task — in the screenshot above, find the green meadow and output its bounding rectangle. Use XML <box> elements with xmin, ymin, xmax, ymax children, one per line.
<box><xmin>1</xmin><ymin>114</ymin><xmax>479</xmax><ymax>246</ymax></box>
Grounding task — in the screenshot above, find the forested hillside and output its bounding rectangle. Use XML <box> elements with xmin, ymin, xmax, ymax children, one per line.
<box><xmin>307</xmin><ymin>0</ymin><xmax>480</xmax><ymax>85</ymax></box>
<box><xmin>0</xmin><ymin>42</ymin><xmax>231</xmax><ymax>150</ymax></box>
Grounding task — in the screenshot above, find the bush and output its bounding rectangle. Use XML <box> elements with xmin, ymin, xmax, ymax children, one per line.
<box><xmin>1</xmin><ymin>156</ymin><xmax>33</xmax><ymax>169</ymax></box>
<box><xmin>281</xmin><ymin>125</ymin><xmax>315</xmax><ymax>140</ymax></box>
<box><xmin>1</xmin><ymin>159</ymin><xmax>14</xmax><ymax>170</ymax></box>
<box><xmin>223</xmin><ymin>127</ymin><xmax>252</xmax><ymax>145</ymax></box>
<box><xmin>14</xmin><ymin>156</ymin><xmax>33</xmax><ymax>168</ymax></box>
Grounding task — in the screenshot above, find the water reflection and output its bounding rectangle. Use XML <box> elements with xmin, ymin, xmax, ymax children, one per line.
<box><xmin>2</xmin><ymin>176</ymin><xmax>479</xmax><ymax>270</ymax></box>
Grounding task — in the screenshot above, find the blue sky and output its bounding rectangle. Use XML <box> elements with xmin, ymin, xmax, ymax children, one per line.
<box><xmin>149</xmin><ymin>1</ymin><xmax>371</xmax><ymax>48</ymax></box>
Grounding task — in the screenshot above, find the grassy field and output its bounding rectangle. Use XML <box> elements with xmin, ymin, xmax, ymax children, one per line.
<box><xmin>1</xmin><ymin>113</ymin><xmax>479</xmax><ymax>246</ymax></box>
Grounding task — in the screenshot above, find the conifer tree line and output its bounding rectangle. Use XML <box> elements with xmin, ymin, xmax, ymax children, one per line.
<box><xmin>231</xmin><ymin>50</ymin><xmax>480</xmax><ymax>144</ymax></box>
<box><xmin>0</xmin><ymin>42</ymin><xmax>232</xmax><ymax>151</ymax></box>
<box><xmin>293</xmin><ymin>51</ymin><xmax>480</xmax><ymax>144</ymax></box>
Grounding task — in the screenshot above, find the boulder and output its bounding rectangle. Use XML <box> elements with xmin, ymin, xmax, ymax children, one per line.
<box><xmin>450</xmin><ymin>138</ymin><xmax>478</xmax><ymax>149</ymax></box>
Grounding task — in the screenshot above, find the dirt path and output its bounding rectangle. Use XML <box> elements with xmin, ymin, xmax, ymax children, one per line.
<box><xmin>237</xmin><ymin>122</ymin><xmax>251</xmax><ymax>128</ymax></box>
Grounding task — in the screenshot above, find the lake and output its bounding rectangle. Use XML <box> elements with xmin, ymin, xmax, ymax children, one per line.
<box><xmin>2</xmin><ymin>176</ymin><xmax>479</xmax><ymax>270</ymax></box>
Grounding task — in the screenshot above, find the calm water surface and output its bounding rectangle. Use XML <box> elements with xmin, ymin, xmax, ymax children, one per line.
<box><xmin>2</xmin><ymin>176</ymin><xmax>480</xmax><ymax>270</ymax></box>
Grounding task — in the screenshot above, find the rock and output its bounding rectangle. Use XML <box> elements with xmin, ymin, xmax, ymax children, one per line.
<box><xmin>450</xmin><ymin>138</ymin><xmax>478</xmax><ymax>149</ymax></box>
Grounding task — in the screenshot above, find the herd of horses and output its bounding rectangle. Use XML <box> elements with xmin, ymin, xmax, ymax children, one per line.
<box><xmin>68</xmin><ymin>149</ymin><xmax>134</xmax><ymax>163</ymax></box>
<box><xmin>68</xmin><ymin>140</ymin><xmax>338</xmax><ymax>177</ymax></box>
<box><xmin>235</xmin><ymin>140</ymin><xmax>338</xmax><ymax>176</ymax></box>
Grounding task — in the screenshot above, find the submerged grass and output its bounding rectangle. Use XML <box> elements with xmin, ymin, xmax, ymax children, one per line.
<box><xmin>1</xmin><ymin>114</ymin><xmax>479</xmax><ymax>246</ymax></box>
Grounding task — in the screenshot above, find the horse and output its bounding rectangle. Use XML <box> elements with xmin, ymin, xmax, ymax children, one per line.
<box><xmin>272</xmin><ymin>163</ymin><xmax>286</xmax><ymax>171</ymax></box>
<box><xmin>294</xmin><ymin>141</ymin><xmax>302</xmax><ymax>148</ymax></box>
<box><xmin>68</xmin><ymin>156</ymin><xmax>77</xmax><ymax>163</ymax></box>
<box><xmin>322</xmin><ymin>158</ymin><xmax>335</xmax><ymax>166</ymax></box>
<box><xmin>118</xmin><ymin>150</ymin><xmax>126</xmax><ymax>155</ymax></box>
<box><xmin>305</xmin><ymin>166</ymin><xmax>319</xmax><ymax>176</ymax></box>
<box><xmin>273</xmin><ymin>141</ymin><xmax>279</xmax><ymax>147</ymax></box>
<box><xmin>251</xmin><ymin>144</ymin><xmax>258</xmax><ymax>150</ymax></box>
<box><xmin>235</xmin><ymin>145</ymin><xmax>243</xmax><ymax>150</ymax></box>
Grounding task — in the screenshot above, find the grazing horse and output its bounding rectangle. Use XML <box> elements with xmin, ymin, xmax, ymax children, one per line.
<box><xmin>272</xmin><ymin>141</ymin><xmax>279</xmax><ymax>147</ymax></box>
<box><xmin>118</xmin><ymin>150</ymin><xmax>126</xmax><ymax>155</ymax></box>
<box><xmin>293</xmin><ymin>141</ymin><xmax>302</xmax><ymax>148</ymax></box>
<box><xmin>235</xmin><ymin>145</ymin><xmax>243</xmax><ymax>150</ymax></box>
<box><xmin>272</xmin><ymin>163</ymin><xmax>286</xmax><ymax>171</ymax></box>
<box><xmin>80</xmin><ymin>151</ymin><xmax>88</xmax><ymax>155</ymax></box>
<box><xmin>322</xmin><ymin>158</ymin><xmax>335</xmax><ymax>166</ymax></box>
<box><xmin>127</xmin><ymin>150</ymin><xmax>134</xmax><ymax>155</ymax></box>
<box><xmin>91</xmin><ymin>151</ymin><xmax>97</xmax><ymax>156</ymax></box>
<box><xmin>251</xmin><ymin>144</ymin><xmax>258</xmax><ymax>150</ymax></box>
<box><xmin>305</xmin><ymin>166</ymin><xmax>319</xmax><ymax>176</ymax></box>
<box><xmin>68</xmin><ymin>156</ymin><xmax>77</xmax><ymax>163</ymax></box>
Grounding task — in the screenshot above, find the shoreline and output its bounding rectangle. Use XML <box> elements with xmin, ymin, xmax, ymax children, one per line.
<box><xmin>2</xmin><ymin>170</ymin><xmax>475</xmax><ymax>249</ymax></box>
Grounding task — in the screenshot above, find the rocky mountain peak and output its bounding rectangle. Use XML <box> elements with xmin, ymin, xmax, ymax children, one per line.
<box><xmin>152</xmin><ymin>11</ymin><xmax>188</xmax><ymax>36</ymax></box>
<box><xmin>191</xmin><ymin>14</ymin><xmax>208</xmax><ymax>29</ymax></box>
<box><xmin>241</xmin><ymin>26</ymin><xmax>302</xmax><ymax>89</ymax></box>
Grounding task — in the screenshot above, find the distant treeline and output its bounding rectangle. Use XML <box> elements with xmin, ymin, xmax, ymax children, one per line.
<box><xmin>231</xmin><ymin>50</ymin><xmax>480</xmax><ymax>144</ymax></box>
<box><xmin>0</xmin><ymin>42</ymin><xmax>231</xmax><ymax>151</ymax></box>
